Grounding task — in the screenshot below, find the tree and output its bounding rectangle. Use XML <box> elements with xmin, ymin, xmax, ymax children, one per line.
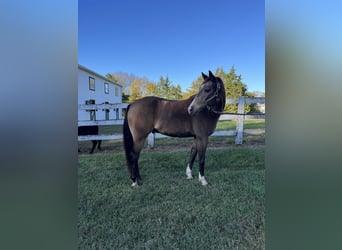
<box><xmin>122</xmin><ymin>92</ymin><xmax>130</xmax><ymax>102</ymax></box>
<box><xmin>147</xmin><ymin>75</ymin><xmax>183</xmax><ymax>99</ymax></box>
<box><xmin>246</xmin><ymin>91</ymin><xmax>265</xmax><ymax>113</ymax></box>
<box><xmin>105</xmin><ymin>73</ymin><xmax>118</xmax><ymax>83</ymax></box>
<box><xmin>155</xmin><ymin>75</ymin><xmax>171</xmax><ymax>97</ymax></box>
<box><xmin>182</xmin><ymin>76</ymin><xmax>203</xmax><ymax>99</ymax></box>
<box><xmin>106</xmin><ymin>72</ymin><xmax>139</xmax><ymax>93</ymax></box>
<box><xmin>216</xmin><ymin>66</ymin><xmax>248</xmax><ymax>112</ymax></box>
<box><xmin>128</xmin><ymin>79</ymin><xmax>144</xmax><ymax>101</ymax></box>
<box><xmin>144</xmin><ymin>82</ymin><xmax>158</xmax><ymax>96</ymax></box>
<box><xmin>166</xmin><ymin>84</ymin><xmax>183</xmax><ymax>100</ymax></box>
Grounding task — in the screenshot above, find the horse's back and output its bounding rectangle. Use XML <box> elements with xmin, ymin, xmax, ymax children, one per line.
<box><xmin>127</xmin><ymin>96</ymin><xmax>160</xmax><ymax>119</ymax></box>
<box><xmin>130</xmin><ymin>96</ymin><xmax>161</xmax><ymax>108</ymax></box>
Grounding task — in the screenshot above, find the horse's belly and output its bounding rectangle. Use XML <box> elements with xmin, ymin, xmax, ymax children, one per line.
<box><xmin>154</xmin><ymin>121</ymin><xmax>194</xmax><ymax>138</ymax></box>
<box><xmin>160</xmin><ymin>130</ymin><xmax>194</xmax><ymax>138</ymax></box>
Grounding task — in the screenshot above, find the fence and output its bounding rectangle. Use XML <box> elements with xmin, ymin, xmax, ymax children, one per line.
<box><xmin>77</xmin><ymin>96</ymin><xmax>265</xmax><ymax>145</ymax></box>
<box><xmin>225</xmin><ymin>97</ymin><xmax>265</xmax><ymax>144</ymax></box>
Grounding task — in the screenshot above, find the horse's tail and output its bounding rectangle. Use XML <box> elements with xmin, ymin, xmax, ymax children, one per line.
<box><xmin>123</xmin><ymin>104</ymin><xmax>133</xmax><ymax>175</ymax></box>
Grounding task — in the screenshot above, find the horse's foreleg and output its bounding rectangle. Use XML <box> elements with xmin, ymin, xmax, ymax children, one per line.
<box><xmin>197</xmin><ymin>137</ymin><xmax>208</xmax><ymax>186</ymax></box>
<box><xmin>186</xmin><ymin>140</ymin><xmax>197</xmax><ymax>179</ymax></box>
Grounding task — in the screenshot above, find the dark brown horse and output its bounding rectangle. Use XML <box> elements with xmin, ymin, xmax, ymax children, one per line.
<box><xmin>123</xmin><ymin>71</ymin><xmax>226</xmax><ymax>186</ymax></box>
<box><xmin>78</xmin><ymin>126</ymin><xmax>102</xmax><ymax>154</ymax></box>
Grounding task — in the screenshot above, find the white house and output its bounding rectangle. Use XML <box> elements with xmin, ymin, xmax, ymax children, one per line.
<box><xmin>78</xmin><ymin>64</ymin><xmax>123</xmax><ymax>121</ymax></box>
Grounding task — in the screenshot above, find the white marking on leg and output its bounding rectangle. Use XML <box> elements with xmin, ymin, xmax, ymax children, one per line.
<box><xmin>131</xmin><ymin>181</ymin><xmax>138</xmax><ymax>187</ymax></box>
<box><xmin>198</xmin><ymin>173</ymin><xmax>208</xmax><ymax>186</ymax></box>
<box><xmin>186</xmin><ymin>164</ymin><xmax>193</xmax><ymax>179</ymax></box>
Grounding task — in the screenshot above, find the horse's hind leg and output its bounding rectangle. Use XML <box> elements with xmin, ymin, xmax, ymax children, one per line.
<box><xmin>97</xmin><ymin>140</ymin><xmax>102</xmax><ymax>151</ymax></box>
<box><xmin>130</xmin><ymin>137</ymin><xmax>146</xmax><ymax>186</ymax></box>
<box><xmin>89</xmin><ymin>140</ymin><xmax>97</xmax><ymax>154</ymax></box>
<box><xmin>186</xmin><ymin>140</ymin><xmax>197</xmax><ymax>179</ymax></box>
<box><xmin>129</xmin><ymin>151</ymin><xmax>141</xmax><ymax>187</ymax></box>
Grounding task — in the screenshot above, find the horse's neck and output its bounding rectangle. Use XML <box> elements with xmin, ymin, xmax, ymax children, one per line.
<box><xmin>188</xmin><ymin>95</ymin><xmax>196</xmax><ymax>101</ymax></box>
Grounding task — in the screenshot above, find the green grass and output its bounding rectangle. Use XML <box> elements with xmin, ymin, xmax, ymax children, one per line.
<box><xmin>99</xmin><ymin>124</ymin><xmax>123</xmax><ymax>134</ymax></box>
<box><xmin>78</xmin><ymin>145</ymin><xmax>265</xmax><ymax>249</ymax></box>
<box><xmin>243</xmin><ymin>119</ymin><xmax>265</xmax><ymax>130</ymax></box>
<box><xmin>215</xmin><ymin>119</ymin><xmax>265</xmax><ymax>131</ymax></box>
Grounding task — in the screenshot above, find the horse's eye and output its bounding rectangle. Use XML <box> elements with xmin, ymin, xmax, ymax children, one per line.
<box><xmin>204</xmin><ymin>88</ymin><xmax>211</xmax><ymax>93</ymax></box>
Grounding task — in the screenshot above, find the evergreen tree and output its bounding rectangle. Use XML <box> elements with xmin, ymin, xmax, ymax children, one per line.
<box><xmin>156</xmin><ymin>75</ymin><xmax>172</xmax><ymax>98</ymax></box>
<box><xmin>182</xmin><ymin>75</ymin><xmax>203</xmax><ymax>99</ymax></box>
<box><xmin>166</xmin><ymin>84</ymin><xmax>183</xmax><ymax>100</ymax></box>
<box><xmin>122</xmin><ymin>92</ymin><xmax>130</xmax><ymax>102</ymax></box>
<box><xmin>216</xmin><ymin>66</ymin><xmax>248</xmax><ymax>112</ymax></box>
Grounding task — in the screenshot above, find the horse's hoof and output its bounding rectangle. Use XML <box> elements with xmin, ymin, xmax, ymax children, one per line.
<box><xmin>199</xmin><ymin>174</ymin><xmax>208</xmax><ymax>186</ymax></box>
<box><xmin>200</xmin><ymin>179</ymin><xmax>208</xmax><ymax>186</ymax></box>
<box><xmin>131</xmin><ymin>181</ymin><xmax>138</xmax><ymax>187</ymax></box>
<box><xmin>186</xmin><ymin>172</ymin><xmax>193</xmax><ymax>179</ymax></box>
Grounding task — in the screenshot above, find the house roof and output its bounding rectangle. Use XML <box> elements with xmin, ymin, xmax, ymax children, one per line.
<box><xmin>78</xmin><ymin>64</ymin><xmax>123</xmax><ymax>87</ymax></box>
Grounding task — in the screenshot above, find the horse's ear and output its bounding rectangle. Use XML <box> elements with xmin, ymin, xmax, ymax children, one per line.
<box><xmin>209</xmin><ymin>70</ymin><xmax>215</xmax><ymax>78</ymax></box>
<box><xmin>202</xmin><ymin>72</ymin><xmax>208</xmax><ymax>80</ymax></box>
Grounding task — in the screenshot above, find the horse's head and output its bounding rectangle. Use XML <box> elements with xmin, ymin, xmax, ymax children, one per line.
<box><xmin>188</xmin><ymin>71</ymin><xmax>225</xmax><ymax>116</ymax></box>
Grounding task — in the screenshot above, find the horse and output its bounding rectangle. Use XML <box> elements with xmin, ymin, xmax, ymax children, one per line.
<box><xmin>123</xmin><ymin>71</ymin><xmax>226</xmax><ymax>186</ymax></box>
<box><xmin>78</xmin><ymin>126</ymin><xmax>102</xmax><ymax>154</ymax></box>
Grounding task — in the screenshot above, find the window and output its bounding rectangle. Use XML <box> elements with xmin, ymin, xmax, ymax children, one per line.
<box><xmin>89</xmin><ymin>77</ymin><xmax>95</xmax><ymax>91</ymax></box>
<box><xmin>104</xmin><ymin>82</ymin><xmax>109</xmax><ymax>94</ymax></box>
<box><xmin>115</xmin><ymin>86</ymin><xmax>119</xmax><ymax>96</ymax></box>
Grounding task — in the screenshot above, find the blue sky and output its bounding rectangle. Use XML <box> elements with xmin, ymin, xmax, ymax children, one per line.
<box><xmin>79</xmin><ymin>0</ymin><xmax>264</xmax><ymax>92</ymax></box>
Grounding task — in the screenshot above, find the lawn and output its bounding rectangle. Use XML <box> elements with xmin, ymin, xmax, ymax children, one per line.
<box><xmin>78</xmin><ymin>142</ymin><xmax>265</xmax><ymax>249</ymax></box>
<box><xmin>215</xmin><ymin>119</ymin><xmax>265</xmax><ymax>131</ymax></box>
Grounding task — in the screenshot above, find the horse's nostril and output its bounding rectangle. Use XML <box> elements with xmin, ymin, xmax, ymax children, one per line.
<box><xmin>188</xmin><ymin>106</ymin><xmax>193</xmax><ymax>115</ymax></box>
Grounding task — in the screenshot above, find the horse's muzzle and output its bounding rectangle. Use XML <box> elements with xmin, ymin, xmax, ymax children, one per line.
<box><xmin>188</xmin><ymin>105</ymin><xmax>201</xmax><ymax>116</ymax></box>
<box><xmin>188</xmin><ymin>105</ymin><xmax>194</xmax><ymax>115</ymax></box>
<box><xmin>188</xmin><ymin>97</ymin><xmax>203</xmax><ymax>116</ymax></box>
